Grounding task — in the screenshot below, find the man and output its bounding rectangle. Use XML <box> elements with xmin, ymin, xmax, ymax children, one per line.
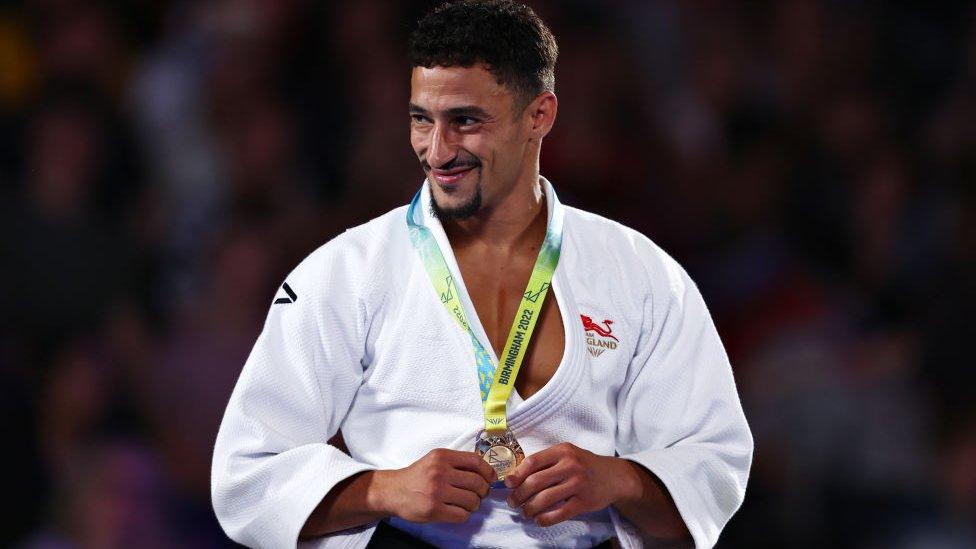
<box><xmin>211</xmin><ymin>1</ymin><xmax>753</xmax><ymax>548</ymax></box>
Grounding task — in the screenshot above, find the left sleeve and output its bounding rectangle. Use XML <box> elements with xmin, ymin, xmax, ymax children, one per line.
<box><xmin>614</xmin><ymin>246</ymin><xmax>754</xmax><ymax>549</ymax></box>
<box><xmin>211</xmin><ymin>241</ymin><xmax>376</xmax><ymax>548</ymax></box>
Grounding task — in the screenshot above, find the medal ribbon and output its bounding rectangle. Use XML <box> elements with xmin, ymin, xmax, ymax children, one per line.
<box><xmin>407</xmin><ymin>184</ymin><xmax>563</xmax><ymax>433</ymax></box>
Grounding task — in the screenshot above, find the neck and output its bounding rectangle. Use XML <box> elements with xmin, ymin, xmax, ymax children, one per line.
<box><xmin>441</xmin><ymin>175</ymin><xmax>546</xmax><ymax>251</ymax></box>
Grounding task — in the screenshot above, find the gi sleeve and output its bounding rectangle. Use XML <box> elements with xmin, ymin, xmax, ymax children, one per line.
<box><xmin>614</xmin><ymin>245</ymin><xmax>754</xmax><ymax>549</ymax></box>
<box><xmin>211</xmin><ymin>240</ymin><xmax>375</xmax><ymax>548</ymax></box>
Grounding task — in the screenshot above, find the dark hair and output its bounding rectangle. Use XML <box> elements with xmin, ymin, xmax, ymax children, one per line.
<box><xmin>409</xmin><ymin>0</ymin><xmax>558</xmax><ymax>109</ymax></box>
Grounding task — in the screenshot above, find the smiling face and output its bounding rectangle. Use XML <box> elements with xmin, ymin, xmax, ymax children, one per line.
<box><xmin>410</xmin><ymin>65</ymin><xmax>543</xmax><ymax>220</ymax></box>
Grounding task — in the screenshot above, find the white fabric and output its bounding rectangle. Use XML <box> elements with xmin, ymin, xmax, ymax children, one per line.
<box><xmin>212</xmin><ymin>178</ymin><xmax>754</xmax><ymax>548</ymax></box>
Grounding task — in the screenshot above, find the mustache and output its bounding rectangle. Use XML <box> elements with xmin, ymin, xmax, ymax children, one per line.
<box><xmin>421</xmin><ymin>152</ymin><xmax>481</xmax><ymax>172</ymax></box>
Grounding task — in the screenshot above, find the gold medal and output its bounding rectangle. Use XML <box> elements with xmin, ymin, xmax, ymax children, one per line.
<box><xmin>475</xmin><ymin>430</ymin><xmax>525</xmax><ymax>481</ymax></box>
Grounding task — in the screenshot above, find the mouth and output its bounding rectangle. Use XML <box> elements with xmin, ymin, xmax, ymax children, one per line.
<box><xmin>430</xmin><ymin>165</ymin><xmax>477</xmax><ymax>186</ymax></box>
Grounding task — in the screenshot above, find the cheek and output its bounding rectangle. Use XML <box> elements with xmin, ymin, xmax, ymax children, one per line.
<box><xmin>482</xmin><ymin>137</ymin><xmax>521</xmax><ymax>173</ymax></box>
<box><xmin>457</xmin><ymin>135</ymin><xmax>487</xmax><ymax>162</ymax></box>
<box><xmin>410</xmin><ymin>126</ymin><xmax>432</xmax><ymax>150</ymax></box>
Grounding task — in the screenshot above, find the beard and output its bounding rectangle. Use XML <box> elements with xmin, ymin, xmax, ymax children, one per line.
<box><xmin>429</xmin><ymin>181</ymin><xmax>482</xmax><ymax>220</ymax></box>
<box><xmin>423</xmin><ymin>149</ymin><xmax>483</xmax><ymax>220</ymax></box>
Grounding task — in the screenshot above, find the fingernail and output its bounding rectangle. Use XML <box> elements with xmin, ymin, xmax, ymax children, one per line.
<box><xmin>506</xmin><ymin>498</ymin><xmax>515</xmax><ymax>508</ymax></box>
<box><xmin>504</xmin><ymin>477</ymin><xmax>514</xmax><ymax>488</ymax></box>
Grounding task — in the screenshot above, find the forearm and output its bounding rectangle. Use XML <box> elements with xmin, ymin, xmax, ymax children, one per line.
<box><xmin>298</xmin><ymin>470</ymin><xmax>392</xmax><ymax>540</ymax></box>
<box><xmin>610</xmin><ymin>458</ymin><xmax>693</xmax><ymax>545</ymax></box>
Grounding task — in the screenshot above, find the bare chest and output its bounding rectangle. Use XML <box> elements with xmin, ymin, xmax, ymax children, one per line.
<box><xmin>455</xmin><ymin>252</ymin><xmax>565</xmax><ymax>400</ymax></box>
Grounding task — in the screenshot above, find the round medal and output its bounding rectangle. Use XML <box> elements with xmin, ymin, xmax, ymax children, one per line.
<box><xmin>475</xmin><ymin>430</ymin><xmax>525</xmax><ymax>481</ymax></box>
<box><xmin>485</xmin><ymin>445</ymin><xmax>517</xmax><ymax>478</ymax></box>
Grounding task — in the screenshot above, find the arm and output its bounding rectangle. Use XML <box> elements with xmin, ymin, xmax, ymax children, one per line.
<box><xmin>504</xmin><ymin>444</ymin><xmax>691</xmax><ymax>544</ymax></box>
<box><xmin>299</xmin><ymin>470</ymin><xmax>387</xmax><ymax>539</ymax></box>
<box><xmin>211</xmin><ymin>243</ymin><xmax>375</xmax><ymax>547</ymax></box>
<box><xmin>613</xmin><ymin>250</ymin><xmax>754</xmax><ymax>548</ymax></box>
<box><xmin>213</xmin><ymin>238</ymin><xmax>499</xmax><ymax>547</ymax></box>
<box><xmin>504</xmin><ymin>243</ymin><xmax>751</xmax><ymax>548</ymax></box>
<box><xmin>612</xmin><ymin>459</ymin><xmax>693</xmax><ymax>544</ymax></box>
<box><xmin>300</xmin><ymin>451</ymin><xmax>497</xmax><ymax>540</ymax></box>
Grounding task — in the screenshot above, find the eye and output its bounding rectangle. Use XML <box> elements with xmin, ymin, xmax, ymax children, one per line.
<box><xmin>410</xmin><ymin>114</ymin><xmax>431</xmax><ymax>124</ymax></box>
<box><xmin>456</xmin><ymin>116</ymin><xmax>479</xmax><ymax>127</ymax></box>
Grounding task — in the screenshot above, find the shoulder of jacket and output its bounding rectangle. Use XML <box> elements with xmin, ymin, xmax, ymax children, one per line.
<box><xmin>284</xmin><ymin>205</ymin><xmax>410</xmax><ymax>292</ymax></box>
<box><xmin>301</xmin><ymin>204</ymin><xmax>407</xmax><ymax>263</ymax></box>
<box><xmin>563</xmin><ymin>205</ymin><xmax>688</xmax><ymax>295</ymax></box>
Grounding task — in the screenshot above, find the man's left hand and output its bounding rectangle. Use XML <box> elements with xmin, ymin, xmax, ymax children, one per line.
<box><xmin>503</xmin><ymin>442</ymin><xmax>641</xmax><ymax>527</ymax></box>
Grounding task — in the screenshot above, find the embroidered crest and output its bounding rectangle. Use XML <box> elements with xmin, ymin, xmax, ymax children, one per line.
<box><xmin>581</xmin><ymin>314</ymin><xmax>618</xmax><ymax>357</ymax></box>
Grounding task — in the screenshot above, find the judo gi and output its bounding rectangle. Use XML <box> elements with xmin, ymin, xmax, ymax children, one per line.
<box><xmin>211</xmin><ymin>178</ymin><xmax>754</xmax><ymax>548</ymax></box>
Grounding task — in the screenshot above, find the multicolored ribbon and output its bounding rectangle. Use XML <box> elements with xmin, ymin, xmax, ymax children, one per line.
<box><xmin>407</xmin><ymin>185</ymin><xmax>563</xmax><ymax>433</ymax></box>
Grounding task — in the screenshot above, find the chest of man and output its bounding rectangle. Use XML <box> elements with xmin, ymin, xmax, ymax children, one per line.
<box><xmin>342</xmin><ymin>219</ymin><xmax>635</xmax><ymax>467</ymax></box>
<box><xmin>454</xmin><ymin>248</ymin><xmax>565</xmax><ymax>400</ymax></box>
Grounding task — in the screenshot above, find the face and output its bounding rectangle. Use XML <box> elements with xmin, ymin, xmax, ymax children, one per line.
<box><xmin>409</xmin><ymin>65</ymin><xmax>535</xmax><ymax>219</ymax></box>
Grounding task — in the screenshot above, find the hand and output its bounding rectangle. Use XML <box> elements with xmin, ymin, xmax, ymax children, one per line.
<box><xmin>504</xmin><ymin>442</ymin><xmax>641</xmax><ymax>527</ymax></box>
<box><xmin>372</xmin><ymin>448</ymin><xmax>496</xmax><ymax>524</ymax></box>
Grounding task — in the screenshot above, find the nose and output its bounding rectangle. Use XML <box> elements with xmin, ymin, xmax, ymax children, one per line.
<box><xmin>427</xmin><ymin>124</ymin><xmax>457</xmax><ymax>169</ymax></box>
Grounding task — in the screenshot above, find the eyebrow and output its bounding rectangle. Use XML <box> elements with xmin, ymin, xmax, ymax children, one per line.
<box><xmin>408</xmin><ymin>103</ymin><xmax>490</xmax><ymax>119</ymax></box>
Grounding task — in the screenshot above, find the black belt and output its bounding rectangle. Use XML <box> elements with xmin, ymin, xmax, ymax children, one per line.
<box><xmin>366</xmin><ymin>520</ymin><xmax>616</xmax><ymax>548</ymax></box>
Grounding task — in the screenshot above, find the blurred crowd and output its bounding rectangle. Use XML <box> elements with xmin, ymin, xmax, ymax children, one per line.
<box><xmin>1</xmin><ymin>0</ymin><xmax>973</xmax><ymax>547</ymax></box>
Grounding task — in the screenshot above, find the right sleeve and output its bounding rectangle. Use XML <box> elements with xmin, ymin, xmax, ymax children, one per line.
<box><xmin>211</xmin><ymin>241</ymin><xmax>375</xmax><ymax>548</ymax></box>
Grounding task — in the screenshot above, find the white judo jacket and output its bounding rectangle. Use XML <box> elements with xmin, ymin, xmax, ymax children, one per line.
<box><xmin>211</xmin><ymin>179</ymin><xmax>753</xmax><ymax>548</ymax></box>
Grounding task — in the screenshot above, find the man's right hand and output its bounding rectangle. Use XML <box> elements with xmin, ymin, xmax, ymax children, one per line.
<box><xmin>371</xmin><ymin>448</ymin><xmax>496</xmax><ymax>524</ymax></box>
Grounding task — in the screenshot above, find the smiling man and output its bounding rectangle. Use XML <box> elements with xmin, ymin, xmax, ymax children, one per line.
<box><xmin>212</xmin><ymin>1</ymin><xmax>753</xmax><ymax>548</ymax></box>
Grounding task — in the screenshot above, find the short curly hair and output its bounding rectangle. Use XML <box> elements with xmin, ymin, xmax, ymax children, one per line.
<box><xmin>409</xmin><ymin>0</ymin><xmax>558</xmax><ymax>110</ymax></box>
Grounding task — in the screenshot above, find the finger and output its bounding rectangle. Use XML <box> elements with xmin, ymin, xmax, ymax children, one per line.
<box><xmin>534</xmin><ymin>497</ymin><xmax>584</xmax><ymax>527</ymax></box>
<box><xmin>521</xmin><ymin>479</ymin><xmax>579</xmax><ymax>519</ymax></box>
<box><xmin>508</xmin><ymin>462</ymin><xmax>565</xmax><ymax>508</ymax></box>
<box><xmin>426</xmin><ymin>447</ymin><xmax>465</xmax><ymax>462</ymax></box>
<box><xmin>448</xmin><ymin>469</ymin><xmax>492</xmax><ymax>498</ymax></box>
<box><xmin>442</xmin><ymin>485</ymin><xmax>483</xmax><ymax>513</ymax></box>
<box><xmin>433</xmin><ymin>502</ymin><xmax>471</xmax><ymax>524</ymax></box>
<box><xmin>476</xmin><ymin>456</ymin><xmax>499</xmax><ymax>484</ymax></box>
<box><xmin>452</xmin><ymin>451</ymin><xmax>498</xmax><ymax>484</ymax></box>
<box><xmin>505</xmin><ymin>447</ymin><xmax>562</xmax><ymax>490</ymax></box>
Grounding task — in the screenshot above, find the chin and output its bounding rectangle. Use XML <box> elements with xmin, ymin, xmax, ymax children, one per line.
<box><xmin>429</xmin><ymin>180</ymin><xmax>483</xmax><ymax>220</ymax></box>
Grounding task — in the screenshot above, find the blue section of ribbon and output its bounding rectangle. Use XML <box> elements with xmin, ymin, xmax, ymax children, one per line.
<box><xmin>407</xmin><ymin>190</ymin><xmax>497</xmax><ymax>402</ymax></box>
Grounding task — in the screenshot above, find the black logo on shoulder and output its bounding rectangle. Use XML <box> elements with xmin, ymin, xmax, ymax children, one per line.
<box><xmin>274</xmin><ymin>282</ymin><xmax>298</xmax><ymax>304</ymax></box>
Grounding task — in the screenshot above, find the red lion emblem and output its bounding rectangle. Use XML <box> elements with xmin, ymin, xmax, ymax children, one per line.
<box><xmin>580</xmin><ymin>315</ymin><xmax>618</xmax><ymax>341</ymax></box>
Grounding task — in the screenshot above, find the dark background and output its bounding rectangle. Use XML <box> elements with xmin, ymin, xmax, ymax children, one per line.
<box><xmin>1</xmin><ymin>0</ymin><xmax>973</xmax><ymax>547</ymax></box>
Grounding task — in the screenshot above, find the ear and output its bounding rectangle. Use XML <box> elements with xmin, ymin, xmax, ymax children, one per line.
<box><xmin>526</xmin><ymin>91</ymin><xmax>558</xmax><ymax>141</ymax></box>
